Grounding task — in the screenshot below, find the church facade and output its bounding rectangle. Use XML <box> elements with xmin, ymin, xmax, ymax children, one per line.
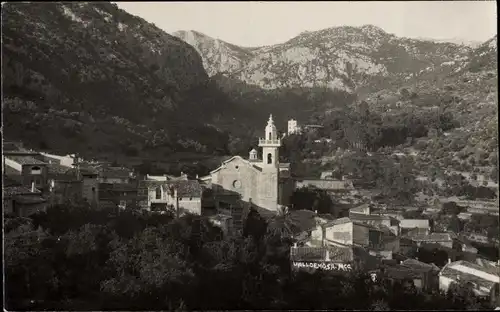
<box><xmin>201</xmin><ymin>115</ymin><xmax>295</xmax><ymax>214</ymax></box>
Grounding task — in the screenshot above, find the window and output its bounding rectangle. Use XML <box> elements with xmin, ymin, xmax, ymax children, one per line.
<box><xmin>91</xmin><ymin>187</ymin><xmax>95</xmax><ymax>192</ymax></box>
<box><xmin>31</xmin><ymin>166</ymin><xmax>41</xmax><ymax>175</ymax></box>
<box><xmin>33</xmin><ymin>177</ymin><xmax>42</xmax><ymax>186</ymax></box>
<box><xmin>179</xmin><ymin>198</ymin><xmax>183</xmax><ymax>201</ymax></box>
<box><xmin>155</xmin><ymin>187</ymin><xmax>162</xmax><ymax>199</ymax></box>
<box><xmin>267</xmin><ymin>153</ymin><xmax>273</xmax><ymax>164</ymax></box>
<box><xmin>268</xmin><ymin>132</ymin><xmax>271</xmax><ymax>140</ymax></box>
<box><xmin>189</xmin><ymin>197</ymin><xmax>193</xmax><ymax>201</ymax></box>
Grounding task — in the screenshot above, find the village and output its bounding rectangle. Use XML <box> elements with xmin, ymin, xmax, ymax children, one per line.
<box><xmin>3</xmin><ymin>114</ymin><xmax>500</xmax><ymax>307</ymax></box>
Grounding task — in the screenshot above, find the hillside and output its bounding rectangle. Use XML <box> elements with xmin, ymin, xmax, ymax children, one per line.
<box><xmin>2</xmin><ymin>2</ymin><xmax>235</xmax><ymax>160</ymax></box>
<box><xmin>172</xmin><ymin>25</ymin><xmax>472</xmax><ymax>93</ymax></box>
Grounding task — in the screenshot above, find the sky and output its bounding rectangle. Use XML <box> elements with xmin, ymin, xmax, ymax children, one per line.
<box><xmin>116</xmin><ymin>1</ymin><xmax>497</xmax><ymax>47</ymax></box>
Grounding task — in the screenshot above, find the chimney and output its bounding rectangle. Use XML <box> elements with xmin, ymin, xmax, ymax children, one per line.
<box><xmin>31</xmin><ymin>181</ymin><xmax>35</xmax><ymax>192</ymax></box>
<box><xmin>175</xmin><ymin>188</ymin><xmax>180</xmax><ymax>218</ymax></box>
<box><xmin>325</xmin><ymin>249</ymin><xmax>330</xmax><ymax>262</ymax></box>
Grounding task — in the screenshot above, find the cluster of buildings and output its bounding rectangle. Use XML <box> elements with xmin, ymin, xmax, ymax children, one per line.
<box><xmin>3</xmin><ymin>115</ymin><xmax>499</xmax><ymax>306</ymax></box>
<box><xmin>288</xmin><ymin>201</ymin><xmax>500</xmax><ymax>306</ymax></box>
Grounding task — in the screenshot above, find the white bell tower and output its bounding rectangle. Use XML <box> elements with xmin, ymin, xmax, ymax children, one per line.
<box><xmin>259</xmin><ymin>114</ymin><xmax>281</xmax><ymax>168</ymax></box>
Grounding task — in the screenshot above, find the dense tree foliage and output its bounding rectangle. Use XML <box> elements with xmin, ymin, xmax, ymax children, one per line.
<box><xmin>5</xmin><ymin>204</ymin><xmax>493</xmax><ymax>310</ymax></box>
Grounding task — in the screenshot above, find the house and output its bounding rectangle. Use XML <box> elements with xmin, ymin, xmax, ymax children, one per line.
<box><xmin>81</xmin><ymin>168</ymin><xmax>99</xmax><ymax>207</ymax></box>
<box><xmin>439</xmin><ymin>260</ymin><xmax>500</xmax><ymax>307</ymax></box>
<box><xmin>99</xmin><ymin>182</ymin><xmax>138</xmax><ymax>210</ymax></box>
<box><xmin>166</xmin><ymin>180</ymin><xmax>203</xmax><ymax>216</ymax></box>
<box><xmin>137</xmin><ymin>179</ymin><xmax>203</xmax><ymax>216</ymax></box>
<box><xmin>200</xmin><ymin>115</ymin><xmax>295</xmax><ymax>214</ymax></box>
<box><xmin>287</xmin><ymin>118</ymin><xmax>301</xmax><ymax>135</ymax></box>
<box><xmin>349</xmin><ymin>203</ymin><xmax>371</xmax><ymax>216</ymax></box>
<box><xmin>38</xmin><ymin>152</ymin><xmax>75</xmax><ymax>168</ymax></box>
<box><xmin>145</xmin><ymin>173</ymin><xmax>188</xmax><ymax>181</ymax></box>
<box><xmin>312</xmin><ymin>217</ymin><xmax>398</xmax><ymax>257</ymax></box>
<box><xmin>349</xmin><ymin>212</ymin><xmax>400</xmax><ymax>236</ymax></box>
<box><xmin>99</xmin><ymin>167</ymin><xmax>133</xmax><ymax>184</ymax></box>
<box><xmin>406</xmin><ymin>232</ymin><xmax>455</xmax><ymax>249</ymax></box>
<box><xmin>4</xmin><ymin>185</ymin><xmax>47</xmax><ymax>217</ymax></box>
<box><xmin>50</xmin><ymin>179</ymin><xmax>83</xmax><ymax>205</ymax></box>
<box><xmin>400</xmin><ymin>219</ymin><xmax>431</xmax><ymax>236</ymax></box>
<box><xmin>46</xmin><ymin>163</ymin><xmax>77</xmax><ymax>181</ymax></box>
<box><xmin>4</xmin><ymin>155</ymin><xmax>49</xmax><ymax>192</ymax></box>
<box><xmin>383</xmin><ymin>259</ymin><xmax>440</xmax><ymax>291</ymax></box>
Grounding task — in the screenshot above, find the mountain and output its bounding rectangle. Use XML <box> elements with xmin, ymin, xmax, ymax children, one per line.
<box><xmin>172</xmin><ymin>25</ymin><xmax>472</xmax><ymax>93</ymax></box>
<box><xmin>172</xmin><ymin>30</ymin><xmax>254</xmax><ymax>77</ymax></box>
<box><xmin>2</xmin><ymin>2</ymin><xmax>234</xmax><ymax>160</ymax></box>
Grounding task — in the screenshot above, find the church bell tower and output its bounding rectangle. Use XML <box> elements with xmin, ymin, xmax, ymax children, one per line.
<box><xmin>259</xmin><ymin>114</ymin><xmax>281</xmax><ymax>168</ymax></box>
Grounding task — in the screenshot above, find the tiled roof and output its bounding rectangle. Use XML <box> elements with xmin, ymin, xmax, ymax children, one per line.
<box><xmin>6</xmin><ymin>156</ymin><xmax>47</xmax><ymax>165</ymax></box>
<box><xmin>350</xmin><ymin>203</ymin><xmax>370</xmax><ymax>213</ymax></box>
<box><xmin>15</xmin><ymin>195</ymin><xmax>47</xmax><ymax>204</ymax></box>
<box><xmin>400</xmin><ymin>219</ymin><xmax>430</xmax><ymax>229</ymax></box>
<box><xmin>165</xmin><ymin>180</ymin><xmax>203</xmax><ymax>197</ymax></box>
<box><xmin>99</xmin><ymin>182</ymin><xmax>137</xmax><ymax>192</ymax></box>
<box><xmin>401</xmin><ymin>259</ymin><xmax>439</xmax><ymax>272</ymax></box>
<box><xmin>408</xmin><ymin>233</ymin><xmax>453</xmax><ymax>242</ymax></box>
<box><xmin>138</xmin><ymin>180</ymin><xmax>166</xmax><ymax>188</ymax></box>
<box><xmin>3</xmin><ymin>164</ymin><xmax>22</xmax><ymax>175</ymax></box>
<box><xmin>350</xmin><ymin>213</ymin><xmax>391</xmax><ymax>221</ymax></box>
<box><xmin>4</xmin><ymin>186</ymin><xmax>41</xmax><ymax>197</ymax></box>
<box><xmin>441</xmin><ymin>261</ymin><xmax>499</xmax><ymax>292</ymax></box>
<box><xmin>80</xmin><ymin>166</ymin><xmax>99</xmax><ymax>175</ymax></box>
<box><xmin>323</xmin><ymin>217</ymin><xmax>352</xmax><ymax>228</ymax></box>
<box><xmin>101</xmin><ymin>168</ymin><xmax>130</xmax><ymax>179</ymax></box>
<box><xmin>385</xmin><ymin>266</ymin><xmax>423</xmax><ymax>280</ymax></box>
<box><xmin>316</xmin><ymin>213</ymin><xmax>336</xmax><ymax>221</ymax></box>
<box><xmin>290</xmin><ymin>246</ymin><xmax>353</xmax><ymax>262</ymax></box>
<box><xmin>47</xmin><ymin>163</ymin><xmax>76</xmax><ymax>176</ymax></box>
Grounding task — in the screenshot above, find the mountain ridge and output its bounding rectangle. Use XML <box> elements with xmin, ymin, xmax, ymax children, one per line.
<box><xmin>172</xmin><ymin>26</ymin><xmax>493</xmax><ymax>93</ymax></box>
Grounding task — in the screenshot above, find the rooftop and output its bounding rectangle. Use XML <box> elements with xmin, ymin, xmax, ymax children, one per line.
<box><xmin>323</xmin><ymin>217</ymin><xmax>352</xmax><ymax>228</ymax></box>
<box><xmin>4</xmin><ymin>186</ymin><xmax>41</xmax><ymax>197</ymax></box>
<box><xmin>401</xmin><ymin>258</ymin><xmax>440</xmax><ymax>272</ymax></box>
<box><xmin>400</xmin><ymin>219</ymin><xmax>431</xmax><ymax>229</ymax></box>
<box><xmin>6</xmin><ymin>156</ymin><xmax>47</xmax><ymax>165</ymax></box>
<box><xmin>165</xmin><ymin>180</ymin><xmax>203</xmax><ymax>197</ymax></box>
<box><xmin>101</xmin><ymin>168</ymin><xmax>131</xmax><ymax>179</ymax></box>
<box><xmin>441</xmin><ymin>260</ymin><xmax>500</xmax><ymax>294</ymax></box>
<box><xmin>350</xmin><ymin>212</ymin><xmax>396</xmax><ymax>222</ymax></box>
<box><xmin>290</xmin><ymin>245</ymin><xmax>354</xmax><ymax>262</ymax></box>
<box><xmin>406</xmin><ymin>232</ymin><xmax>453</xmax><ymax>242</ymax></box>
<box><xmin>15</xmin><ymin>195</ymin><xmax>47</xmax><ymax>205</ymax></box>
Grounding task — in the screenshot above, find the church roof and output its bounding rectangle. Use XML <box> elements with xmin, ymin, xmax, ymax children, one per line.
<box><xmin>209</xmin><ymin>155</ymin><xmax>263</xmax><ymax>174</ymax></box>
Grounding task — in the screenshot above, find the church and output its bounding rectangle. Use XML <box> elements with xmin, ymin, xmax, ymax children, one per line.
<box><xmin>200</xmin><ymin>115</ymin><xmax>295</xmax><ymax>217</ymax></box>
